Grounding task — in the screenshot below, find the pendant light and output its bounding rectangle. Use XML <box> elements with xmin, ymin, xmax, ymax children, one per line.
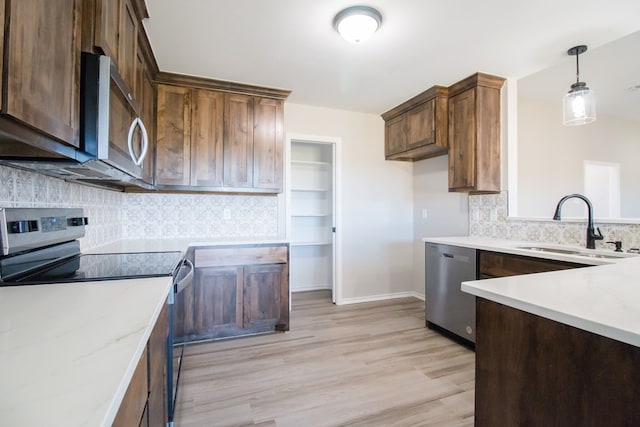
<box><xmin>334</xmin><ymin>6</ymin><xmax>382</xmax><ymax>44</ymax></box>
<box><xmin>562</xmin><ymin>45</ymin><xmax>596</xmax><ymax>126</ymax></box>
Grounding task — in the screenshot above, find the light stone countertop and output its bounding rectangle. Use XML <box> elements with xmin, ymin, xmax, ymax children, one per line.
<box><xmin>0</xmin><ymin>277</ymin><xmax>173</xmax><ymax>427</ymax></box>
<box><xmin>422</xmin><ymin>236</ymin><xmax>640</xmax><ymax>347</ymax></box>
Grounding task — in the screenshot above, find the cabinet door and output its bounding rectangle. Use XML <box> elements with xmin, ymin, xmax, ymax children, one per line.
<box><xmin>118</xmin><ymin>0</ymin><xmax>138</xmax><ymax>92</ymax></box>
<box><xmin>243</xmin><ymin>264</ymin><xmax>287</xmax><ymax>330</ymax></box>
<box><xmin>94</xmin><ymin>0</ymin><xmax>120</xmax><ymax>60</ymax></box>
<box><xmin>384</xmin><ymin>115</ymin><xmax>406</xmax><ymax>156</ymax></box>
<box><xmin>253</xmin><ymin>98</ymin><xmax>283</xmax><ymax>191</ymax></box>
<box><xmin>156</xmin><ymin>85</ymin><xmax>191</xmax><ymax>186</ymax></box>
<box><xmin>193</xmin><ymin>266</ymin><xmax>244</xmax><ymax>337</ymax></box>
<box><xmin>406</xmin><ymin>99</ymin><xmax>435</xmax><ymax>150</ymax></box>
<box><xmin>191</xmin><ymin>89</ymin><xmax>224</xmax><ymax>187</ymax></box>
<box><xmin>148</xmin><ymin>302</ymin><xmax>169</xmax><ymax>427</ymax></box>
<box><xmin>4</xmin><ymin>0</ymin><xmax>82</xmax><ymax>147</ymax></box>
<box><xmin>112</xmin><ymin>347</ymin><xmax>148</xmax><ymax>426</ymax></box>
<box><xmin>448</xmin><ymin>88</ymin><xmax>476</xmax><ymax>191</ymax></box>
<box><xmin>224</xmin><ymin>93</ymin><xmax>254</xmax><ymax>188</ymax></box>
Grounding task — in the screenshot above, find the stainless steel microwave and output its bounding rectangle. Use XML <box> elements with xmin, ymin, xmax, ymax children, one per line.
<box><xmin>80</xmin><ymin>52</ymin><xmax>149</xmax><ymax>181</ymax></box>
<box><xmin>0</xmin><ymin>53</ymin><xmax>151</xmax><ymax>187</ymax></box>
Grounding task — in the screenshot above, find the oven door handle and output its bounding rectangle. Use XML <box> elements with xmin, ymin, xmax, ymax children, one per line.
<box><xmin>174</xmin><ymin>259</ymin><xmax>194</xmax><ymax>294</ymax></box>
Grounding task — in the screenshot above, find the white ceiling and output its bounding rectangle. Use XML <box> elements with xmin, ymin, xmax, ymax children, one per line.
<box><xmin>143</xmin><ymin>0</ymin><xmax>640</xmax><ymax>115</ymax></box>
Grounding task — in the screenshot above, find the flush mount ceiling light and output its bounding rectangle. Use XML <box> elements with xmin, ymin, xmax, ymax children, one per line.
<box><xmin>562</xmin><ymin>45</ymin><xmax>596</xmax><ymax>126</ymax></box>
<box><xmin>333</xmin><ymin>6</ymin><xmax>382</xmax><ymax>44</ymax></box>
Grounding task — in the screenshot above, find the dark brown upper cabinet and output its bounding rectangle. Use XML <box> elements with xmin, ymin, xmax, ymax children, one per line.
<box><xmin>382</xmin><ymin>86</ymin><xmax>449</xmax><ymax>161</ymax></box>
<box><xmin>1</xmin><ymin>0</ymin><xmax>83</xmax><ymax>148</ymax></box>
<box><xmin>154</xmin><ymin>73</ymin><xmax>289</xmax><ymax>193</ymax></box>
<box><xmin>447</xmin><ymin>72</ymin><xmax>505</xmax><ymax>194</ymax></box>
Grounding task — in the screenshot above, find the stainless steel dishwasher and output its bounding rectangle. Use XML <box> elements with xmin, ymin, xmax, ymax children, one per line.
<box><xmin>425</xmin><ymin>242</ymin><xmax>478</xmax><ymax>345</ymax></box>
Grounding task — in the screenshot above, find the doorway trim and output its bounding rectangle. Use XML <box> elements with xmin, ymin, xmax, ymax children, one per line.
<box><xmin>285</xmin><ymin>133</ymin><xmax>343</xmax><ymax>304</ymax></box>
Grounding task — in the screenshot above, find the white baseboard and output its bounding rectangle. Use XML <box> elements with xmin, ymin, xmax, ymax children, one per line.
<box><xmin>291</xmin><ymin>285</ymin><xmax>332</xmax><ymax>292</ymax></box>
<box><xmin>338</xmin><ymin>291</ymin><xmax>424</xmax><ymax>305</ymax></box>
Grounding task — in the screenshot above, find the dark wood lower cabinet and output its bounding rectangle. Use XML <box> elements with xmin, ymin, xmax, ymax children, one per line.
<box><xmin>113</xmin><ymin>299</ymin><xmax>169</xmax><ymax>427</ymax></box>
<box><xmin>193</xmin><ymin>266</ymin><xmax>244</xmax><ymax>337</ymax></box>
<box><xmin>475</xmin><ymin>298</ymin><xmax>640</xmax><ymax>427</ymax></box>
<box><xmin>177</xmin><ymin>244</ymin><xmax>289</xmax><ymax>342</ymax></box>
<box><xmin>112</xmin><ymin>347</ymin><xmax>148</xmax><ymax>427</ymax></box>
<box><xmin>147</xmin><ymin>300</ymin><xmax>169</xmax><ymax>426</ymax></box>
<box><xmin>244</xmin><ymin>263</ymin><xmax>288</xmax><ymax>330</ymax></box>
<box><xmin>478</xmin><ymin>250</ymin><xmax>587</xmax><ymax>279</ymax></box>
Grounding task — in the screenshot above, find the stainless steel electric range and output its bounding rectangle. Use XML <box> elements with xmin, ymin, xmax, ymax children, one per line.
<box><xmin>0</xmin><ymin>207</ymin><xmax>192</xmax><ymax>424</ymax></box>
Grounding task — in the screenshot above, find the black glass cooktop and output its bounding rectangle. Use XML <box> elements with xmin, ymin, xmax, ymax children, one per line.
<box><xmin>12</xmin><ymin>251</ymin><xmax>183</xmax><ymax>284</ymax></box>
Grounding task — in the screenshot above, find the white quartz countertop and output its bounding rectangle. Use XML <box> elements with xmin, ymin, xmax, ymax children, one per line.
<box><xmin>423</xmin><ymin>236</ymin><xmax>640</xmax><ymax>347</ymax></box>
<box><xmin>87</xmin><ymin>237</ymin><xmax>289</xmax><ymax>254</ymax></box>
<box><xmin>0</xmin><ymin>277</ymin><xmax>173</xmax><ymax>426</ymax></box>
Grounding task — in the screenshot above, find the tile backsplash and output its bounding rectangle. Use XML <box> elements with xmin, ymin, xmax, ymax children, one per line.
<box><xmin>0</xmin><ymin>165</ymin><xmax>279</xmax><ymax>250</ymax></box>
<box><xmin>122</xmin><ymin>193</ymin><xmax>278</xmax><ymax>239</ymax></box>
<box><xmin>0</xmin><ymin>165</ymin><xmax>123</xmax><ymax>250</ymax></box>
<box><xmin>469</xmin><ymin>192</ymin><xmax>640</xmax><ymax>250</ymax></box>
<box><xmin>6</xmin><ymin>164</ymin><xmax>640</xmax><ymax>252</ymax></box>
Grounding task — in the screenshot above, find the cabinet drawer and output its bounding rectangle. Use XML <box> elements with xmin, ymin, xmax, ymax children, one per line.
<box><xmin>479</xmin><ymin>251</ymin><xmax>586</xmax><ymax>278</ymax></box>
<box><xmin>195</xmin><ymin>245</ymin><xmax>288</xmax><ymax>268</ymax></box>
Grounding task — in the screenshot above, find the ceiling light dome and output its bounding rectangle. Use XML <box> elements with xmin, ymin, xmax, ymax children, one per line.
<box><xmin>333</xmin><ymin>6</ymin><xmax>382</xmax><ymax>44</ymax></box>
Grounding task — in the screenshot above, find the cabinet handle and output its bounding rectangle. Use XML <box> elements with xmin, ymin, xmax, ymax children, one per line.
<box><xmin>127</xmin><ymin>117</ymin><xmax>149</xmax><ymax>166</ymax></box>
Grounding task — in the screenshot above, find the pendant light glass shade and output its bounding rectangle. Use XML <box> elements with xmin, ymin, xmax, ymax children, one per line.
<box><xmin>563</xmin><ymin>84</ymin><xmax>596</xmax><ymax>125</ymax></box>
<box><xmin>562</xmin><ymin>45</ymin><xmax>596</xmax><ymax>126</ymax></box>
<box><xmin>334</xmin><ymin>6</ymin><xmax>382</xmax><ymax>44</ymax></box>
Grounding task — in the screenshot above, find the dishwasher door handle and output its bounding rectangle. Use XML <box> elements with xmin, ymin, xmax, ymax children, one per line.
<box><xmin>442</xmin><ymin>253</ymin><xmax>469</xmax><ymax>263</ymax></box>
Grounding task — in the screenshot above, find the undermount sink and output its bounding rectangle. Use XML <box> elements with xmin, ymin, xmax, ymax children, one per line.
<box><xmin>515</xmin><ymin>245</ymin><xmax>636</xmax><ymax>259</ymax></box>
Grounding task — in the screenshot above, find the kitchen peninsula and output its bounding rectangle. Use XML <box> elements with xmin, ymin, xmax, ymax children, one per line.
<box><xmin>425</xmin><ymin>236</ymin><xmax>640</xmax><ymax>426</ymax></box>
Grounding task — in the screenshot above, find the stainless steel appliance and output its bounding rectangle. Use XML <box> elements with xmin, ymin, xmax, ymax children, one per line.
<box><xmin>425</xmin><ymin>242</ymin><xmax>478</xmax><ymax>345</ymax></box>
<box><xmin>0</xmin><ymin>207</ymin><xmax>193</xmax><ymax>423</ymax></box>
<box><xmin>0</xmin><ymin>53</ymin><xmax>151</xmax><ymax>188</ymax></box>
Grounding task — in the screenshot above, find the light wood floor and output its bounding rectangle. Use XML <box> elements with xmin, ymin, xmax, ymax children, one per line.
<box><xmin>174</xmin><ymin>291</ymin><xmax>475</xmax><ymax>426</ymax></box>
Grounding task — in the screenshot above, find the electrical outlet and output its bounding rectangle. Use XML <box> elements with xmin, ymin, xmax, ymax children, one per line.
<box><xmin>472</xmin><ymin>208</ymin><xmax>480</xmax><ymax>221</ymax></box>
<box><xmin>490</xmin><ymin>208</ymin><xmax>497</xmax><ymax>221</ymax></box>
<box><xmin>223</xmin><ymin>209</ymin><xmax>231</xmax><ymax>220</ymax></box>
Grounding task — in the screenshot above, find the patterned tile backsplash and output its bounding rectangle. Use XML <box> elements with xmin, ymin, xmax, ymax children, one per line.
<box><xmin>122</xmin><ymin>193</ymin><xmax>278</xmax><ymax>239</ymax></box>
<box><xmin>0</xmin><ymin>165</ymin><xmax>123</xmax><ymax>250</ymax></box>
<box><xmin>469</xmin><ymin>192</ymin><xmax>640</xmax><ymax>250</ymax></box>
<box><xmin>0</xmin><ymin>165</ymin><xmax>278</xmax><ymax>250</ymax></box>
<box><xmin>5</xmin><ymin>164</ymin><xmax>640</xmax><ymax>252</ymax></box>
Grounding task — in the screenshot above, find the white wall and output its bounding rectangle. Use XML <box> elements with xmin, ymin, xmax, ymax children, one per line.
<box><xmin>518</xmin><ymin>98</ymin><xmax>640</xmax><ymax>218</ymax></box>
<box><xmin>284</xmin><ymin>103</ymin><xmax>414</xmax><ymax>302</ymax></box>
<box><xmin>412</xmin><ymin>156</ymin><xmax>469</xmax><ymax>296</ymax></box>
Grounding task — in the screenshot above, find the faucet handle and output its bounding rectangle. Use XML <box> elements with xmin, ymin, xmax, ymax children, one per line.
<box><xmin>594</xmin><ymin>227</ymin><xmax>604</xmax><ymax>240</ymax></box>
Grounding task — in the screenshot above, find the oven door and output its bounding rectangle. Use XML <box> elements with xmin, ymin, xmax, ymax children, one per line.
<box><xmin>167</xmin><ymin>259</ymin><xmax>193</xmax><ymax>423</ymax></box>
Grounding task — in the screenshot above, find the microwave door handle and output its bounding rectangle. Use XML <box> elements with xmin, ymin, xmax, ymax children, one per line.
<box><xmin>127</xmin><ymin>117</ymin><xmax>149</xmax><ymax>166</ymax></box>
<box><xmin>137</xmin><ymin>117</ymin><xmax>149</xmax><ymax>165</ymax></box>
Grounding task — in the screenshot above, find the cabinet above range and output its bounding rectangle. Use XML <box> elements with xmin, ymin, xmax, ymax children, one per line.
<box><xmin>0</xmin><ymin>0</ymin><xmax>157</xmax><ymax>188</ymax></box>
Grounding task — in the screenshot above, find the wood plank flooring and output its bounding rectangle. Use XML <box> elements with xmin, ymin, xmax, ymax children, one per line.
<box><xmin>174</xmin><ymin>291</ymin><xmax>475</xmax><ymax>426</ymax></box>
